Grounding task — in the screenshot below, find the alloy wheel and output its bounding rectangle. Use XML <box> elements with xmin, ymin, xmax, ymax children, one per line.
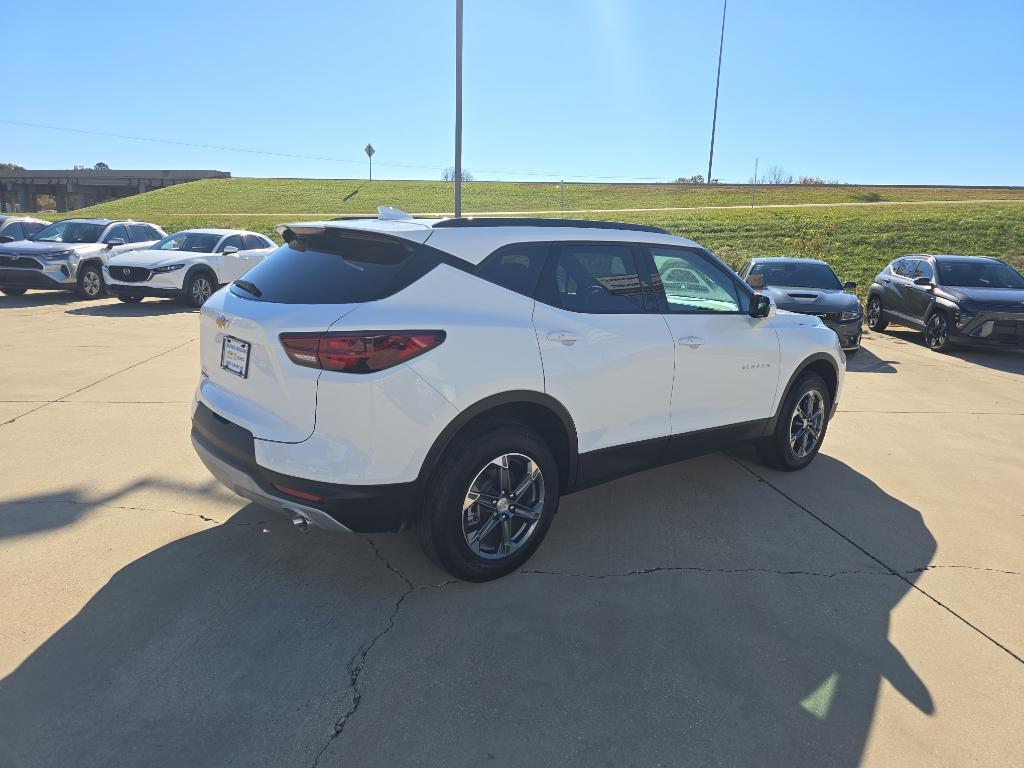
<box><xmin>867</xmin><ymin>298</ymin><xmax>880</xmax><ymax>326</ymax></box>
<box><xmin>462</xmin><ymin>453</ymin><xmax>545</xmax><ymax>560</ymax></box>
<box><xmin>83</xmin><ymin>270</ymin><xmax>101</xmax><ymax>297</ymax></box>
<box><xmin>192</xmin><ymin>276</ymin><xmax>213</xmax><ymax>305</ymax></box>
<box><xmin>926</xmin><ymin>314</ymin><xmax>947</xmax><ymax>349</ymax></box>
<box><xmin>789</xmin><ymin>390</ymin><xmax>825</xmax><ymax>459</ymax></box>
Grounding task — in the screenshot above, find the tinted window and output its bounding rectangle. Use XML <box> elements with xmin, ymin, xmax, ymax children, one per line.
<box><xmin>893</xmin><ymin>259</ymin><xmax>916</xmax><ymax>277</ymax></box>
<box><xmin>128</xmin><ymin>224</ymin><xmax>152</xmax><ymax>243</ymax></box>
<box><xmin>476</xmin><ymin>242</ymin><xmax>549</xmax><ymax>297</ymax></box>
<box><xmin>154</xmin><ymin>231</ymin><xmax>222</xmax><ymax>253</ymax></box>
<box><xmin>242</xmin><ymin>234</ymin><xmax>268</xmax><ymax>250</ymax></box>
<box><xmin>1</xmin><ymin>222</ymin><xmax>24</xmax><ymax>240</ymax></box>
<box><xmin>32</xmin><ymin>221</ymin><xmax>105</xmax><ymax>243</ymax></box>
<box><xmin>25</xmin><ymin>222</ymin><xmax>46</xmax><ymax>236</ymax></box>
<box><xmin>105</xmin><ymin>225</ymin><xmax>129</xmax><ymax>243</ymax></box>
<box><xmin>220</xmin><ymin>235</ymin><xmax>243</xmax><ymax>251</ymax></box>
<box><xmin>545</xmin><ymin>243</ymin><xmax>646</xmax><ymax>313</ymax></box>
<box><xmin>145</xmin><ymin>225</ymin><xmax>164</xmax><ymax>240</ymax></box>
<box><xmin>937</xmin><ymin>260</ymin><xmax>1024</xmax><ymax>289</ymax></box>
<box><xmin>913</xmin><ymin>260</ymin><xmax>934</xmax><ymax>281</ymax></box>
<box><xmin>228</xmin><ymin>231</ymin><xmax>443</xmax><ymax>304</ymax></box>
<box><xmin>649</xmin><ymin>247</ymin><xmax>742</xmax><ymax>313</ymax></box>
<box><xmin>747</xmin><ymin>260</ymin><xmax>842</xmax><ymax>290</ymax></box>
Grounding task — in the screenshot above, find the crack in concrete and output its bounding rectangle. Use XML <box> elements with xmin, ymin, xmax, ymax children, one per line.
<box><xmin>520</xmin><ymin>565</ymin><xmax>888</xmax><ymax>579</ymax></box>
<box><xmin>6</xmin><ymin>498</ymin><xmax>261</xmax><ymax>527</ymax></box>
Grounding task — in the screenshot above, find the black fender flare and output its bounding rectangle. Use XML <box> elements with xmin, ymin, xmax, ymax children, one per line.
<box><xmin>416</xmin><ymin>390</ymin><xmax>580</xmax><ymax>492</ymax></box>
<box><xmin>182</xmin><ymin>263</ymin><xmax>219</xmax><ymax>292</ymax></box>
<box><xmin>765</xmin><ymin>352</ymin><xmax>841</xmax><ymax>434</ymax></box>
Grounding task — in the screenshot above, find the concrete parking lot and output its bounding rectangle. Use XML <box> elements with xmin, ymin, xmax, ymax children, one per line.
<box><xmin>1</xmin><ymin>291</ymin><xmax>1022</xmax><ymax>768</ymax></box>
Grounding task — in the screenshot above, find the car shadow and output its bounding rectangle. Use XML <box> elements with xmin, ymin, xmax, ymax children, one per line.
<box><xmin>879</xmin><ymin>328</ymin><xmax>1024</xmax><ymax>375</ymax></box>
<box><xmin>0</xmin><ymin>291</ymin><xmax>80</xmax><ymax>309</ymax></box>
<box><xmin>65</xmin><ymin>299</ymin><xmax>197</xmax><ymax>318</ymax></box>
<box><xmin>0</xmin><ymin>454</ymin><xmax>935</xmax><ymax>767</ymax></box>
<box><xmin>847</xmin><ymin>336</ymin><xmax>898</xmax><ymax>373</ymax></box>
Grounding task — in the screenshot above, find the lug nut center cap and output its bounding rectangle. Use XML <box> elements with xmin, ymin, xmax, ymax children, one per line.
<box><xmin>496</xmin><ymin>498</ymin><xmax>511</xmax><ymax>514</ymax></box>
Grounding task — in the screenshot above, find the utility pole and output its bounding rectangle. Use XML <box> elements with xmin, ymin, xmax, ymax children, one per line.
<box><xmin>751</xmin><ymin>157</ymin><xmax>758</xmax><ymax>207</ymax></box>
<box><xmin>707</xmin><ymin>0</ymin><xmax>728</xmax><ymax>185</ymax></box>
<box><xmin>560</xmin><ymin>179</ymin><xmax>565</xmax><ymax>217</ymax></box>
<box><xmin>454</xmin><ymin>0</ymin><xmax>464</xmax><ymax>217</ymax></box>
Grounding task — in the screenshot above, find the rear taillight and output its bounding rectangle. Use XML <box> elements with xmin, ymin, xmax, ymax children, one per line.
<box><xmin>279</xmin><ymin>331</ymin><xmax>445</xmax><ymax>373</ymax></box>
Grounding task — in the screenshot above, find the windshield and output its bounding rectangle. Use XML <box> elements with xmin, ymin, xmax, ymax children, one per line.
<box><xmin>938</xmin><ymin>261</ymin><xmax>1024</xmax><ymax>289</ymax></box>
<box><xmin>748</xmin><ymin>261</ymin><xmax>843</xmax><ymax>290</ymax></box>
<box><xmin>154</xmin><ymin>232</ymin><xmax>223</xmax><ymax>253</ymax></box>
<box><xmin>31</xmin><ymin>221</ymin><xmax>105</xmax><ymax>244</ymax></box>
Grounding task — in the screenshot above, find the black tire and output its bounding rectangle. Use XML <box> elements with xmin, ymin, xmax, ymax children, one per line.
<box><xmin>866</xmin><ymin>295</ymin><xmax>887</xmax><ymax>331</ymax></box>
<box><xmin>75</xmin><ymin>264</ymin><xmax>105</xmax><ymax>299</ymax></box>
<box><xmin>117</xmin><ymin>295</ymin><xmax>144</xmax><ymax>304</ymax></box>
<box><xmin>417</xmin><ymin>423</ymin><xmax>560</xmax><ymax>582</ymax></box>
<box><xmin>1</xmin><ymin>287</ymin><xmax>27</xmax><ymax>296</ymax></box>
<box><xmin>844</xmin><ymin>347</ymin><xmax>859</xmax><ymax>355</ymax></box>
<box><xmin>756</xmin><ymin>372</ymin><xmax>831</xmax><ymax>472</ymax></box>
<box><xmin>184</xmin><ymin>271</ymin><xmax>216</xmax><ymax>307</ymax></box>
<box><xmin>924</xmin><ymin>310</ymin><xmax>953</xmax><ymax>353</ymax></box>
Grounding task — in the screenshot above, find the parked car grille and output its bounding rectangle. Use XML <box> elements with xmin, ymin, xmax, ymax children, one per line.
<box><xmin>814</xmin><ymin>312</ymin><xmax>849</xmax><ymax>322</ymax></box>
<box><xmin>992</xmin><ymin>320</ymin><xmax>1024</xmax><ymax>343</ymax></box>
<box><xmin>111</xmin><ymin>265</ymin><xmax>152</xmax><ymax>283</ymax></box>
<box><xmin>0</xmin><ymin>254</ymin><xmax>43</xmax><ymax>269</ymax></box>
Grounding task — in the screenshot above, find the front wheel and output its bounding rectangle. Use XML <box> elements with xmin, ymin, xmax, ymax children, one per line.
<box><xmin>1</xmin><ymin>287</ymin><xmax>27</xmax><ymax>296</ymax></box>
<box><xmin>925</xmin><ymin>311</ymin><xmax>953</xmax><ymax>352</ymax></box>
<box><xmin>866</xmin><ymin>296</ymin><xmax>887</xmax><ymax>331</ymax></box>
<box><xmin>756</xmin><ymin>372</ymin><xmax>831</xmax><ymax>471</ymax></box>
<box><xmin>184</xmin><ymin>272</ymin><xmax>215</xmax><ymax>307</ymax></box>
<box><xmin>75</xmin><ymin>264</ymin><xmax>105</xmax><ymax>299</ymax></box>
<box><xmin>417</xmin><ymin>425</ymin><xmax>560</xmax><ymax>581</ymax></box>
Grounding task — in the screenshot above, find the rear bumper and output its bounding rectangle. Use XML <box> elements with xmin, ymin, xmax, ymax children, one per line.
<box><xmin>190</xmin><ymin>402</ymin><xmax>417</xmax><ymax>533</ymax></box>
<box><xmin>0</xmin><ymin>267</ymin><xmax>73</xmax><ymax>290</ymax></box>
<box><xmin>107</xmin><ymin>282</ymin><xmax>182</xmax><ymax>299</ymax></box>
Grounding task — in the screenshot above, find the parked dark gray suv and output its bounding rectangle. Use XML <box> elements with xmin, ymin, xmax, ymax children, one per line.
<box><xmin>867</xmin><ymin>254</ymin><xmax>1024</xmax><ymax>352</ymax></box>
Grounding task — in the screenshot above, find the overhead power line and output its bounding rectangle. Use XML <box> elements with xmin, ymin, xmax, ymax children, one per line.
<box><xmin>0</xmin><ymin>118</ymin><xmax>670</xmax><ymax>182</ymax></box>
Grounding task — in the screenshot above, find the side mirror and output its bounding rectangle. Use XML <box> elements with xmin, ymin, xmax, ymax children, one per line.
<box><xmin>0</xmin><ymin>235</ymin><xmax>14</xmax><ymax>243</ymax></box>
<box><xmin>843</xmin><ymin>281</ymin><xmax>857</xmax><ymax>291</ymax></box>
<box><xmin>749</xmin><ymin>294</ymin><xmax>775</xmax><ymax>319</ymax></box>
<box><xmin>105</xmin><ymin>238</ymin><xmax>125</xmax><ymax>248</ymax></box>
<box><xmin>746</xmin><ymin>273</ymin><xmax>765</xmax><ymax>289</ymax></box>
<box><xmin>221</xmin><ymin>246</ymin><xmax>239</xmax><ymax>255</ymax></box>
<box><xmin>913</xmin><ymin>276</ymin><xmax>933</xmax><ymax>287</ymax></box>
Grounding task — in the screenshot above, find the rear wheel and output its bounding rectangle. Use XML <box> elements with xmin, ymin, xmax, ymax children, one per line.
<box><xmin>75</xmin><ymin>264</ymin><xmax>104</xmax><ymax>299</ymax></box>
<box><xmin>417</xmin><ymin>424</ymin><xmax>559</xmax><ymax>581</ymax></box>
<box><xmin>117</xmin><ymin>295</ymin><xmax>143</xmax><ymax>304</ymax></box>
<box><xmin>925</xmin><ymin>311</ymin><xmax>953</xmax><ymax>352</ymax></box>
<box><xmin>184</xmin><ymin>272</ymin><xmax>215</xmax><ymax>307</ymax></box>
<box><xmin>1</xmin><ymin>287</ymin><xmax>27</xmax><ymax>296</ymax></box>
<box><xmin>866</xmin><ymin>296</ymin><xmax>887</xmax><ymax>331</ymax></box>
<box><xmin>756</xmin><ymin>372</ymin><xmax>831</xmax><ymax>471</ymax></box>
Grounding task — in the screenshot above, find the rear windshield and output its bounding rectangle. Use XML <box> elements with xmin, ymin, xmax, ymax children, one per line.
<box><xmin>229</xmin><ymin>230</ymin><xmax>443</xmax><ymax>304</ymax></box>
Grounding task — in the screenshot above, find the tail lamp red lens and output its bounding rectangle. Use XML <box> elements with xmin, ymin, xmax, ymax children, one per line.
<box><xmin>271</xmin><ymin>484</ymin><xmax>325</xmax><ymax>504</ymax></box>
<box><xmin>279</xmin><ymin>331</ymin><xmax>445</xmax><ymax>373</ymax></box>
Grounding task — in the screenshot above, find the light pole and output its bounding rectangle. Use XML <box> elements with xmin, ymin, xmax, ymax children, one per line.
<box><xmin>454</xmin><ymin>0</ymin><xmax>464</xmax><ymax>217</ymax></box>
<box><xmin>707</xmin><ymin>0</ymin><xmax>727</xmax><ymax>185</ymax></box>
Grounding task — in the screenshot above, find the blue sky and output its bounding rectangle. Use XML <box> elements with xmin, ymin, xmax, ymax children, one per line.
<box><xmin>3</xmin><ymin>0</ymin><xmax>1022</xmax><ymax>184</ymax></box>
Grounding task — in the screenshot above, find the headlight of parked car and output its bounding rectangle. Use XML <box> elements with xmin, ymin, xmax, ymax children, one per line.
<box><xmin>43</xmin><ymin>250</ymin><xmax>75</xmax><ymax>261</ymax></box>
<box><xmin>837</xmin><ymin>310</ymin><xmax>861</xmax><ymax>321</ymax></box>
<box><xmin>153</xmin><ymin>263</ymin><xmax>185</xmax><ymax>273</ymax></box>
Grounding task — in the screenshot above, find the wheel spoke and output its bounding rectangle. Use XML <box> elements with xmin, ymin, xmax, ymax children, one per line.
<box><xmin>511</xmin><ymin>499</ymin><xmax>542</xmax><ymax>521</ymax></box>
<box><xmin>467</xmin><ymin>511</ymin><xmax>502</xmax><ymax>553</ymax></box>
<box><xmin>463</xmin><ymin>490</ymin><xmax>498</xmax><ymax>512</ymax></box>
<box><xmin>498</xmin><ymin>517</ymin><xmax>513</xmax><ymax>557</ymax></box>
<box><xmin>510</xmin><ymin>459</ymin><xmax>540</xmax><ymax>501</ymax></box>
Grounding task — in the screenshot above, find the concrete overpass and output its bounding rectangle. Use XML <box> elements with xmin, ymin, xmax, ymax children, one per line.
<box><xmin>0</xmin><ymin>169</ymin><xmax>230</xmax><ymax>213</ymax></box>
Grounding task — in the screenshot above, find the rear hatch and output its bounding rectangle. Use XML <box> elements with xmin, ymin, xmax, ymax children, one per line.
<box><xmin>196</xmin><ymin>221</ymin><xmax>439</xmax><ymax>443</ymax></box>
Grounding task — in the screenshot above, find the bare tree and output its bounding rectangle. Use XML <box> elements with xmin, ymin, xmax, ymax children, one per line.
<box><xmin>763</xmin><ymin>165</ymin><xmax>793</xmax><ymax>185</ymax></box>
<box><xmin>441</xmin><ymin>167</ymin><xmax>473</xmax><ymax>182</ymax></box>
<box><xmin>0</xmin><ymin>162</ymin><xmax>24</xmax><ymax>171</ymax></box>
<box><xmin>674</xmin><ymin>174</ymin><xmax>704</xmax><ymax>184</ymax></box>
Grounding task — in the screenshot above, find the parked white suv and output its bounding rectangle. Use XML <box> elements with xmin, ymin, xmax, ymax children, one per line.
<box><xmin>191</xmin><ymin>212</ymin><xmax>844</xmax><ymax>581</ymax></box>
<box><xmin>0</xmin><ymin>218</ymin><xmax>165</xmax><ymax>298</ymax></box>
<box><xmin>104</xmin><ymin>228</ymin><xmax>275</xmax><ymax>306</ymax></box>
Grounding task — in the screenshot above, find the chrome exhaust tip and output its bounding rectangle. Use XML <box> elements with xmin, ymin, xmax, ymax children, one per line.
<box><xmin>289</xmin><ymin>512</ymin><xmax>310</xmax><ymax>532</ymax></box>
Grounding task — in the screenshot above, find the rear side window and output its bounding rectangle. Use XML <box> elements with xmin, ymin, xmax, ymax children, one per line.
<box><xmin>128</xmin><ymin>224</ymin><xmax>152</xmax><ymax>242</ymax></box>
<box><xmin>242</xmin><ymin>234</ymin><xmax>268</xmax><ymax>250</ymax></box>
<box><xmin>914</xmin><ymin>260</ymin><xmax>933</xmax><ymax>280</ymax></box>
<box><xmin>475</xmin><ymin>242</ymin><xmax>549</xmax><ymax>297</ymax></box>
<box><xmin>105</xmin><ymin>225</ymin><xmax>129</xmax><ymax>243</ymax></box>
<box><xmin>893</xmin><ymin>259</ymin><xmax>916</xmax><ymax>277</ymax></box>
<box><xmin>229</xmin><ymin>230</ymin><xmax>444</xmax><ymax>304</ymax></box>
<box><xmin>146</xmin><ymin>225</ymin><xmax>164</xmax><ymax>240</ymax></box>
<box><xmin>542</xmin><ymin>243</ymin><xmax>647</xmax><ymax>313</ymax></box>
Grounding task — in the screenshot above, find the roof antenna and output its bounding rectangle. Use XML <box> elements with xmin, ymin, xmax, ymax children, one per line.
<box><xmin>378</xmin><ymin>206</ymin><xmax>412</xmax><ymax>221</ymax></box>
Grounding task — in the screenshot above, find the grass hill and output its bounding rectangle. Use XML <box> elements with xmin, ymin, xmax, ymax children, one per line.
<box><xmin>55</xmin><ymin>178</ymin><xmax>1024</xmax><ymax>304</ymax></box>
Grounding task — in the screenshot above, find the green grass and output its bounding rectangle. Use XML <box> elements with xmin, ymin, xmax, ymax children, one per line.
<box><xmin>65</xmin><ymin>177</ymin><xmax>1024</xmax><ymax>218</ymax></box>
<box><xmin>42</xmin><ymin>178</ymin><xmax>1024</xmax><ymax>306</ymax></box>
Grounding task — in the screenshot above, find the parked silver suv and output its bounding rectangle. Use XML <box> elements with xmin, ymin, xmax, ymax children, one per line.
<box><xmin>0</xmin><ymin>218</ymin><xmax>165</xmax><ymax>297</ymax></box>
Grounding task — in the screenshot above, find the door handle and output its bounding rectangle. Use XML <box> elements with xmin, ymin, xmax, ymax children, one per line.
<box><xmin>678</xmin><ymin>336</ymin><xmax>705</xmax><ymax>349</ymax></box>
<box><xmin>546</xmin><ymin>331</ymin><xmax>578</xmax><ymax>346</ymax></box>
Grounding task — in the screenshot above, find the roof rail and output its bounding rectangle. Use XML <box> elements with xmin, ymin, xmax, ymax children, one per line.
<box><xmin>432</xmin><ymin>217</ymin><xmax>671</xmax><ymax>235</ymax></box>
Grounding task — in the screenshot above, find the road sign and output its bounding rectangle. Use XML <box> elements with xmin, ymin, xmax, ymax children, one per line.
<box><xmin>365</xmin><ymin>144</ymin><xmax>375</xmax><ymax>157</ymax></box>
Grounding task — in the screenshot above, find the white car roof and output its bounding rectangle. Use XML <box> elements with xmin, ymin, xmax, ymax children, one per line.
<box><xmin>170</xmin><ymin>228</ymin><xmax>263</xmax><ymax>236</ymax></box>
<box><xmin>277</xmin><ymin>212</ymin><xmax>699</xmax><ymax>265</ymax></box>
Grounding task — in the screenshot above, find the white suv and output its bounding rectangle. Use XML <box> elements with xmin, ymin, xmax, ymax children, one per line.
<box><xmin>104</xmin><ymin>228</ymin><xmax>275</xmax><ymax>306</ymax></box>
<box><xmin>191</xmin><ymin>212</ymin><xmax>844</xmax><ymax>581</ymax></box>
